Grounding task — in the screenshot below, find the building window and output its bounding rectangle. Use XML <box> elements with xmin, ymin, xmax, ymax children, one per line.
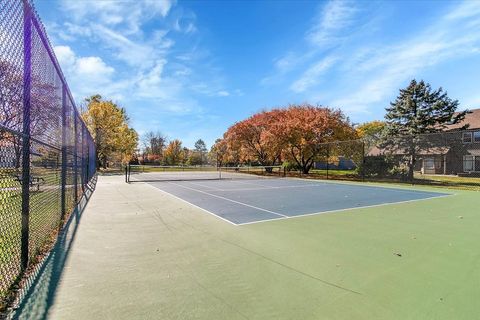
<box><xmin>463</xmin><ymin>155</ymin><xmax>474</xmax><ymax>172</ymax></box>
<box><xmin>474</xmin><ymin>131</ymin><xmax>480</xmax><ymax>143</ymax></box>
<box><xmin>424</xmin><ymin>158</ymin><xmax>435</xmax><ymax>170</ymax></box>
<box><xmin>463</xmin><ymin>132</ymin><xmax>472</xmax><ymax>143</ymax></box>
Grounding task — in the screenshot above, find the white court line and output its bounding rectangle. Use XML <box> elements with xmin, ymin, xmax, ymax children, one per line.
<box><xmin>288</xmin><ymin>176</ymin><xmax>457</xmax><ymax>195</ymax></box>
<box><xmin>168</xmin><ymin>182</ymin><xmax>288</xmax><ymax>218</ymax></box>
<box><xmin>205</xmin><ymin>183</ymin><xmax>329</xmax><ymax>192</ymax></box>
<box><xmin>184</xmin><ymin>180</ymin><xmax>225</xmax><ymax>191</ymax></box>
<box><xmin>140</xmin><ymin>182</ymin><xmax>239</xmax><ymax>226</ymax></box>
<box><xmin>237</xmin><ymin>193</ymin><xmax>455</xmax><ymax>226</ymax></box>
<box><xmin>135</xmin><ymin>178</ymin><xmax>454</xmax><ymax>227</ymax></box>
<box><xmin>227</xmin><ymin>179</ymin><xmax>278</xmax><ymax>188</ymax></box>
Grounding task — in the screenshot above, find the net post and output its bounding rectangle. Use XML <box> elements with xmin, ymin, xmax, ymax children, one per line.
<box><xmin>125</xmin><ymin>164</ymin><xmax>128</xmax><ymax>183</ymax></box>
<box><xmin>362</xmin><ymin>140</ymin><xmax>365</xmax><ymax>182</ymax></box>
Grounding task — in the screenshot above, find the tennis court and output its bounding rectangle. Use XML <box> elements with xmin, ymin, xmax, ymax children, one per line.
<box><xmin>128</xmin><ymin>166</ymin><xmax>451</xmax><ymax>225</ymax></box>
<box><xmin>15</xmin><ymin>175</ymin><xmax>480</xmax><ymax>320</ymax></box>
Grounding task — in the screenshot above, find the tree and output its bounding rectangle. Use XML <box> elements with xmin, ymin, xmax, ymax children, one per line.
<box><xmin>82</xmin><ymin>95</ymin><xmax>138</xmax><ymax>168</ymax></box>
<box><xmin>164</xmin><ymin>139</ymin><xmax>183</xmax><ymax>165</ymax></box>
<box><xmin>223</xmin><ymin>111</ymin><xmax>283</xmax><ymax>168</ymax></box>
<box><xmin>1</xmin><ymin>59</ymin><xmax>63</xmax><ymax>168</ymax></box>
<box><xmin>194</xmin><ymin>139</ymin><xmax>207</xmax><ymax>165</ymax></box>
<box><xmin>274</xmin><ymin>105</ymin><xmax>357</xmax><ymax>174</ymax></box>
<box><xmin>209</xmin><ymin>138</ymin><xmax>227</xmax><ymax>166</ymax></box>
<box><xmin>218</xmin><ymin>105</ymin><xmax>356</xmax><ymax>173</ymax></box>
<box><xmin>1</xmin><ymin>60</ymin><xmax>25</xmax><ymax>169</ymax></box>
<box><xmin>383</xmin><ymin>79</ymin><xmax>467</xmax><ymax>180</ymax></box>
<box><xmin>181</xmin><ymin>147</ymin><xmax>190</xmax><ymax>166</ymax></box>
<box><xmin>356</xmin><ymin>121</ymin><xmax>385</xmax><ymax>138</ymax></box>
<box><xmin>187</xmin><ymin>151</ymin><xmax>203</xmax><ymax>166</ymax></box>
<box><xmin>143</xmin><ymin>131</ymin><xmax>166</xmax><ymax>164</ymax></box>
<box><xmin>118</xmin><ymin>127</ymin><xmax>139</xmax><ymax>164</ymax></box>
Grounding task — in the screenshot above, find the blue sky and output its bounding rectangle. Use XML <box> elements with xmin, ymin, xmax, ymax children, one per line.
<box><xmin>36</xmin><ymin>0</ymin><xmax>480</xmax><ymax>149</ymax></box>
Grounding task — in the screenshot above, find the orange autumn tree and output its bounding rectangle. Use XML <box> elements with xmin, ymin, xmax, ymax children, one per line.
<box><xmin>163</xmin><ymin>139</ymin><xmax>184</xmax><ymax>165</ymax></box>
<box><xmin>273</xmin><ymin>105</ymin><xmax>357</xmax><ymax>174</ymax></box>
<box><xmin>223</xmin><ymin>111</ymin><xmax>283</xmax><ymax>168</ymax></box>
<box><xmin>221</xmin><ymin>104</ymin><xmax>356</xmax><ymax>174</ymax></box>
<box><xmin>209</xmin><ymin>138</ymin><xmax>228</xmax><ymax>166</ymax></box>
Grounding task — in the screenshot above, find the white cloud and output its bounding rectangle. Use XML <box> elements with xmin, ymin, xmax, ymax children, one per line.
<box><xmin>290</xmin><ymin>56</ymin><xmax>338</xmax><ymax>93</ymax></box>
<box><xmin>262</xmin><ymin>0</ymin><xmax>358</xmax><ymax>87</ymax></box>
<box><xmin>47</xmin><ymin>0</ymin><xmax>238</xmax><ymax>134</ymax></box>
<box><xmin>91</xmin><ymin>24</ymin><xmax>173</xmax><ymax>70</ymax></box>
<box><xmin>56</xmin><ymin>0</ymin><xmax>177</xmax><ymax>71</ymax></box>
<box><xmin>76</xmin><ymin>57</ymin><xmax>115</xmax><ymax>76</ymax></box>
<box><xmin>306</xmin><ymin>0</ymin><xmax>358</xmax><ymax>47</ymax></box>
<box><xmin>274</xmin><ymin>52</ymin><xmax>297</xmax><ymax>72</ymax></box>
<box><xmin>54</xmin><ymin>45</ymin><xmax>76</xmax><ymax>67</ymax></box>
<box><xmin>61</xmin><ymin>0</ymin><xmax>175</xmax><ymax>34</ymax></box>
<box><xmin>217</xmin><ymin>90</ymin><xmax>230</xmax><ymax>97</ymax></box>
<box><xmin>445</xmin><ymin>0</ymin><xmax>480</xmax><ymax>20</ymax></box>
<box><xmin>173</xmin><ymin>12</ymin><xmax>197</xmax><ymax>34</ymax></box>
<box><xmin>54</xmin><ymin>45</ymin><xmax>115</xmax><ymax>80</ymax></box>
<box><xmin>53</xmin><ymin>45</ymin><xmax>117</xmax><ymax>100</ymax></box>
<box><xmin>328</xmin><ymin>1</ymin><xmax>480</xmax><ymax>115</ymax></box>
<box><xmin>233</xmin><ymin>89</ymin><xmax>244</xmax><ymax>96</ymax></box>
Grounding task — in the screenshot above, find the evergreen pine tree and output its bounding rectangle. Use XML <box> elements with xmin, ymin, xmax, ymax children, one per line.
<box><xmin>383</xmin><ymin>79</ymin><xmax>467</xmax><ymax>181</ymax></box>
<box><xmin>194</xmin><ymin>139</ymin><xmax>208</xmax><ymax>165</ymax></box>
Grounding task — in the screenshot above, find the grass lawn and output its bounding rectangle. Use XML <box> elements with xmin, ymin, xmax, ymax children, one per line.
<box><xmin>303</xmin><ymin>169</ymin><xmax>480</xmax><ymax>191</ymax></box>
<box><xmin>310</xmin><ymin>169</ymin><xmax>356</xmax><ymax>176</ymax></box>
<box><xmin>0</xmin><ymin>168</ymin><xmax>73</xmax><ymax>306</ymax></box>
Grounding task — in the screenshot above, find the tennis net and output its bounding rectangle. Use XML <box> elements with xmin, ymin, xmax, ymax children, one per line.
<box><xmin>126</xmin><ymin>165</ymin><xmax>285</xmax><ymax>182</ymax></box>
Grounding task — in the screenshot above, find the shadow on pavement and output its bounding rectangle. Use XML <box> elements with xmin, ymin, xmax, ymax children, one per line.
<box><xmin>11</xmin><ymin>176</ymin><xmax>97</xmax><ymax>320</ymax></box>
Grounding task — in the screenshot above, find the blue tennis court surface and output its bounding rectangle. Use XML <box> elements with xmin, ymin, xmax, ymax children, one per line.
<box><xmin>146</xmin><ymin>178</ymin><xmax>451</xmax><ymax>225</ymax></box>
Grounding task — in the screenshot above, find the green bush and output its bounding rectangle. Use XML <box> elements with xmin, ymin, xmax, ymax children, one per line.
<box><xmin>282</xmin><ymin>161</ymin><xmax>300</xmax><ymax>172</ymax></box>
<box><xmin>357</xmin><ymin>156</ymin><xmax>397</xmax><ymax>178</ymax></box>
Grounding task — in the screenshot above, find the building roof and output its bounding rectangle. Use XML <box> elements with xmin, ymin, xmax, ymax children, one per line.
<box><xmin>445</xmin><ymin>108</ymin><xmax>480</xmax><ymax>131</ymax></box>
<box><xmin>467</xmin><ymin>148</ymin><xmax>480</xmax><ymax>157</ymax></box>
<box><xmin>367</xmin><ymin>146</ymin><xmax>451</xmax><ymax>157</ymax></box>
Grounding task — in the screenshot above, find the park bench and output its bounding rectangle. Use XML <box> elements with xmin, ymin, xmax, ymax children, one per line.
<box><xmin>14</xmin><ymin>174</ymin><xmax>45</xmax><ymax>191</ymax></box>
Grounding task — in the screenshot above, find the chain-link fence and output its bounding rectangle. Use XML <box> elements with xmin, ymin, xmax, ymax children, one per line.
<box><xmin>290</xmin><ymin>130</ymin><xmax>480</xmax><ymax>190</ymax></box>
<box><xmin>0</xmin><ymin>0</ymin><xmax>96</xmax><ymax>311</ymax></box>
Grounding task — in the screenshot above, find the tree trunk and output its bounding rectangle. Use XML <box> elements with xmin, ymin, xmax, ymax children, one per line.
<box><xmin>302</xmin><ymin>161</ymin><xmax>314</xmax><ymax>174</ymax></box>
<box><xmin>408</xmin><ymin>153</ymin><xmax>415</xmax><ymax>182</ymax></box>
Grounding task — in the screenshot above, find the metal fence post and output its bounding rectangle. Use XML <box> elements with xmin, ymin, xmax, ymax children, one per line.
<box><xmin>81</xmin><ymin>125</ymin><xmax>85</xmax><ymax>193</ymax></box>
<box><xmin>326</xmin><ymin>143</ymin><xmax>330</xmax><ymax>180</ymax></box>
<box><xmin>20</xmin><ymin>0</ymin><xmax>32</xmax><ymax>271</ymax></box>
<box><xmin>60</xmin><ymin>85</ymin><xmax>67</xmax><ymax>222</ymax></box>
<box><xmin>73</xmin><ymin>115</ymin><xmax>78</xmax><ymax>203</ymax></box>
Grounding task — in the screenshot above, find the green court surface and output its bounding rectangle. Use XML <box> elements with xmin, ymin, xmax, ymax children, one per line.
<box><xmin>14</xmin><ymin>175</ymin><xmax>480</xmax><ymax>319</ymax></box>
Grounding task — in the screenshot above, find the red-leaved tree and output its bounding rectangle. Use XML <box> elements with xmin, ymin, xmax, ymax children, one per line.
<box><xmin>223</xmin><ymin>111</ymin><xmax>283</xmax><ymax>168</ymax></box>
<box><xmin>220</xmin><ymin>104</ymin><xmax>356</xmax><ymax>173</ymax></box>
<box><xmin>273</xmin><ymin>105</ymin><xmax>356</xmax><ymax>173</ymax></box>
